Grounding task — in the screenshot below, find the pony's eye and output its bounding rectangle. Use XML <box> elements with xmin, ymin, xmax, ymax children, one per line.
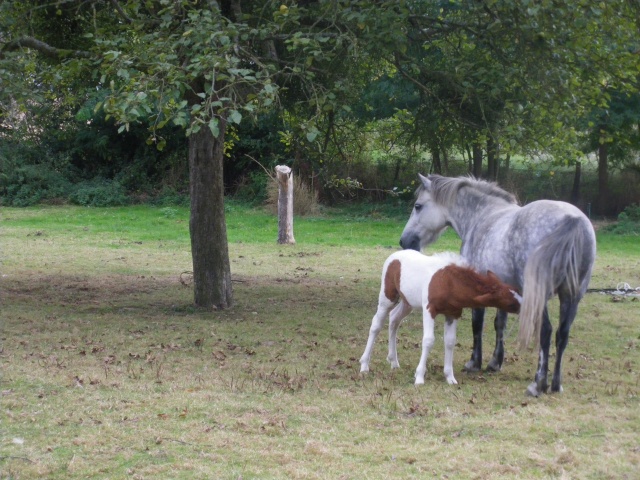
<box><xmin>414</xmin><ymin>203</ymin><xmax>423</xmax><ymax>212</ymax></box>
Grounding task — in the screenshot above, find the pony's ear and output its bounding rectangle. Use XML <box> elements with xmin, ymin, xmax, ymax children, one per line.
<box><xmin>418</xmin><ymin>173</ymin><xmax>432</xmax><ymax>190</ymax></box>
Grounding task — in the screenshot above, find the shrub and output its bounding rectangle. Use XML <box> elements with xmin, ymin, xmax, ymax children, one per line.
<box><xmin>232</xmin><ymin>170</ymin><xmax>271</xmax><ymax>205</ymax></box>
<box><xmin>68</xmin><ymin>179</ymin><xmax>130</xmax><ymax>207</ymax></box>
<box><xmin>0</xmin><ymin>164</ymin><xmax>72</xmax><ymax>207</ymax></box>
<box><xmin>150</xmin><ymin>186</ymin><xmax>190</xmax><ymax>207</ymax></box>
<box><xmin>602</xmin><ymin>203</ymin><xmax>640</xmax><ymax>235</ymax></box>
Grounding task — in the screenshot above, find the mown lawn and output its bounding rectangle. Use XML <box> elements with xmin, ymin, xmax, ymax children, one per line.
<box><xmin>1</xmin><ymin>204</ymin><xmax>639</xmax><ymax>479</ymax></box>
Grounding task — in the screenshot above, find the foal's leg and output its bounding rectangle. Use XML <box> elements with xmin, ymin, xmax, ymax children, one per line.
<box><xmin>526</xmin><ymin>305</ymin><xmax>551</xmax><ymax>397</ymax></box>
<box><xmin>463</xmin><ymin>307</ymin><xmax>484</xmax><ymax>372</ymax></box>
<box><xmin>551</xmin><ymin>294</ymin><xmax>580</xmax><ymax>393</ymax></box>
<box><xmin>387</xmin><ymin>301</ymin><xmax>412</xmax><ymax>369</ymax></box>
<box><xmin>360</xmin><ymin>300</ymin><xmax>394</xmax><ymax>373</ymax></box>
<box><xmin>415</xmin><ymin>309</ymin><xmax>436</xmax><ymax>385</ymax></box>
<box><xmin>487</xmin><ymin>310</ymin><xmax>508</xmax><ymax>372</ymax></box>
<box><xmin>443</xmin><ymin>317</ymin><xmax>458</xmax><ymax>385</ymax></box>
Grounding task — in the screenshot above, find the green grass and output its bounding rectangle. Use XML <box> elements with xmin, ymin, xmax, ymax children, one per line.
<box><xmin>1</xmin><ymin>201</ymin><xmax>462</xmax><ymax>250</ymax></box>
<box><xmin>1</xmin><ymin>203</ymin><xmax>638</xmax><ymax>479</ymax></box>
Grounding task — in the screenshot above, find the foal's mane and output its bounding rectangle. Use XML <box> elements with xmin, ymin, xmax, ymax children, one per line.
<box><xmin>422</xmin><ymin>175</ymin><xmax>518</xmax><ymax>207</ymax></box>
<box><xmin>445</xmin><ymin>263</ymin><xmax>496</xmax><ymax>293</ymax></box>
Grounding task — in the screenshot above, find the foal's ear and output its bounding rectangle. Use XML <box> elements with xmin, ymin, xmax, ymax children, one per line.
<box><xmin>486</xmin><ymin>270</ymin><xmax>500</xmax><ymax>282</ymax></box>
<box><xmin>473</xmin><ymin>293</ymin><xmax>493</xmax><ymax>305</ymax></box>
<box><xmin>418</xmin><ymin>173</ymin><xmax>432</xmax><ymax>190</ymax></box>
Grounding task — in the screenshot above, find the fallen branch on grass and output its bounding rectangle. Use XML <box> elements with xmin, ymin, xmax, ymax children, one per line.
<box><xmin>0</xmin><ymin>456</ymin><xmax>35</xmax><ymax>464</ymax></box>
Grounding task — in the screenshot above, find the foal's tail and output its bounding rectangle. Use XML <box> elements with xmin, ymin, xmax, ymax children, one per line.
<box><xmin>517</xmin><ymin>216</ymin><xmax>591</xmax><ymax>349</ymax></box>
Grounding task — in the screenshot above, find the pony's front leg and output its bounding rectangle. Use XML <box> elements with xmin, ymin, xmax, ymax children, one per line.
<box><xmin>415</xmin><ymin>309</ymin><xmax>435</xmax><ymax>385</ymax></box>
<box><xmin>360</xmin><ymin>302</ymin><xmax>393</xmax><ymax>373</ymax></box>
<box><xmin>443</xmin><ymin>317</ymin><xmax>458</xmax><ymax>385</ymax></box>
<box><xmin>526</xmin><ymin>306</ymin><xmax>552</xmax><ymax>397</ymax></box>
<box><xmin>387</xmin><ymin>301</ymin><xmax>412</xmax><ymax>369</ymax></box>
<box><xmin>463</xmin><ymin>308</ymin><xmax>485</xmax><ymax>372</ymax></box>
<box><xmin>487</xmin><ymin>310</ymin><xmax>508</xmax><ymax>372</ymax></box>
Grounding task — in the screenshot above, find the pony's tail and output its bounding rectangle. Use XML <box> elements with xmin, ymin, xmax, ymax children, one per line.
<box><xmin>517</xmin><ymin>216</ymin><xmax>586</xmax><ymax>349</ymax></box>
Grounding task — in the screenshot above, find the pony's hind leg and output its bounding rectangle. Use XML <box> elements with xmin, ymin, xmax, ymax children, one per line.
<box><xmin>463</xmin><ymin>308</ymin><xmax>485</xmax><ymax>372</ymax></box>
<box><xmin>387</xmin><ymin>301</ymin><xmax>412</xmax><ymax>369</ymax></box>
<box><xmin>443</xmin><ymin>317</ymin><xmax>458</xmax><ymax>384</ymax></box>
<box><xmin>526</xmin><ymin>306</ymin><xmax>551</xmax><ymax>397</ymax></box>
<box><xmin>551</xmin><ymin>296</ymin><xmax>579</xmax><ymax>393</ymax></box>
<box><xmin>487</xmin><ymin>310</ymin><xmax>508</xmax><ymax>372</ymax></box>
<box><xmin>360</xmin><ymin>301</ymin><xmax>394</xmax><ymax>373</ymax></box>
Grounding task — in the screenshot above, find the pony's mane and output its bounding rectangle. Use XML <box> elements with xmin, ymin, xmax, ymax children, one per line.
<box><xmin>420</xmin><ymin>175</ymin><xmax>518</xmax><ymax>207</ymax></box>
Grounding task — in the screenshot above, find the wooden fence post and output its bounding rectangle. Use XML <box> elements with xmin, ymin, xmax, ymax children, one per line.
<box><xmin>275</xmin><ymin>165</ymin><xmax>295</xmax><ymax>244</ymax></box>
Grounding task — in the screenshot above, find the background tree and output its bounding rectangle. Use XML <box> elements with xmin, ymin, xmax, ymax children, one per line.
<box><xmin>347</xmin><ymin>0</ymin><xmax>640</xmax><ymax>183</ymax></box>
<box><xmin>2</xmin><ymin>0</ymin><xmax>640</xmax><ymax>282</ymax></box>
<box><xmin>2</xmin><ymin>0</ymin><xmax>362</xmax><ymax>310</ymax></box>
<box><xmin>579</xmin><ymin>89</ymin><xmax>640</xmax><ymax>214</ymax></box>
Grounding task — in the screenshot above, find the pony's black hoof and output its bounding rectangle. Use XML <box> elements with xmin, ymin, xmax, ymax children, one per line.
<box><xmin>486</xmin><ymin>358</ymin><xmax>503</xmax><ymax>372</ymax></box>
<box><xmin>463</xmin><ymin>360</ymin><xmax>481</xmax><ymax>373</ymax></box>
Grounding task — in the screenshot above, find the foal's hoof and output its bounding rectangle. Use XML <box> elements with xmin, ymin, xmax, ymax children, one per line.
<box><xmin>462</xmin><ymin>360</ymin><xmax>481</xmax><ymax>373</ymax></box>
<box><xmin>525</xmin><ymin>382</ymin><xmax>541</xmax><ymax>397</ymax></box>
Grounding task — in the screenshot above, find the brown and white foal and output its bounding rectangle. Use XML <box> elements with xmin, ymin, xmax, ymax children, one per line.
<box><xmin>360</xmin><ymin>250</ymin><xmax>522</xmax><ymax>385</ymax></box>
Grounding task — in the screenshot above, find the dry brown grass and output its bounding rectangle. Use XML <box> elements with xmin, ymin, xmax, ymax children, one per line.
<box><xmin>1</xmin><ymin>207</ymin><xmax>639</xmax><ymax>479</ymax></box>
<box><xmin>265</xmin><ymin>175</ymin><xmax>320</xmax><ymax>217</ymax></box>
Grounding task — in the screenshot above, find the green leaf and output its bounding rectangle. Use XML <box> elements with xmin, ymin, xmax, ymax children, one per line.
<box><xmin>229</xmin><ymin>110</ymin><xmax>242</xmax><ymax>124</ymax></box>
<box><xmin>306</xmin><ymin>127</ymin><xmax>320</xmax><ymax>142</ymax></box>
<box><xmin>208</xmin><ymin>118</ymin><xmax>220</xmax><ymax>137</ymax></box>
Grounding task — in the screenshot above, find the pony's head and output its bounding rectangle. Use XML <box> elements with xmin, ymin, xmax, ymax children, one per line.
<box><xmin>399</xmin><ymin>174</ymin><xmax>449</xmax><ymax>251</ymax></box>
<box><xmin>474</xmin><ymin>271</ymin><xmax>522</xmax><ymax>314</ymax></box>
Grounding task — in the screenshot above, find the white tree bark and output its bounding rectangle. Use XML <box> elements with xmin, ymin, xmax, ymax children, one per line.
<box><xmin>276</xmin><ymin>165</ymin><xmax>295</xmax><ymax>244</ymax></box>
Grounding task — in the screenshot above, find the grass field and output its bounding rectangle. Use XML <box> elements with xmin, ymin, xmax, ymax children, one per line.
<box><xmin>1</xmin><ymin>204</ymin><xmax>639</xmax><ymax>479</ymax></box>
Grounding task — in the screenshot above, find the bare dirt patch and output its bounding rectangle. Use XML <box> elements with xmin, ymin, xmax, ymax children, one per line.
<box><xmin>3</xmin><ymin>273</ymin><xmax>181</xmax><ymax>308</ymax></box>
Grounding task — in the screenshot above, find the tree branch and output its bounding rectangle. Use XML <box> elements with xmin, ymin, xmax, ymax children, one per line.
<box><xmin>2</xmin><ymin>36</ymin><xmax>92</xmax><ymax>60</ymax></box>
<box><xmin>109</xmin><ymin>0</ymin><xmax>133</xmax><ymax>24</ymax></box>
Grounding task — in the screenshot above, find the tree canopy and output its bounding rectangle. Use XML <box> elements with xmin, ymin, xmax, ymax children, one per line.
<box><xmin>2</xmin><ymin>0</ymin><xmax>640</xmax><ymax>308</ymax></box>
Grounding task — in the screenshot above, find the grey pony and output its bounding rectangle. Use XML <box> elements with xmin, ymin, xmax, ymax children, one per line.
<box><xmin>399</xmin><ymin>174</ymin><xmax>596</xmax><ymax>396</ymax></box>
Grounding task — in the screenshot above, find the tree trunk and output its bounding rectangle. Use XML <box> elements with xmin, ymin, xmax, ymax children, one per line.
<box><xmin>189</xmin><ymin>122</ymin><xmax>233</xmax><ymax>310</ymax></box>
<box><xmin>486</xmin><ymin>134</ymin><xmax>498</xmax><ymax>180</ymax></box>
<box><xmin>393</xmin><ymin>157</ymin><xmax>402</xmax><ymax>182</ymax></box>
<box><xmin>431</xmin><ymin>144</ymin><xmax>442</xmax><ymax>174</ymax></box>
<box><xmin>276</xmin><ymin>165</ymin><xmax>296</xmax><ymax>244</ymax></box>
<box><xmin>465</xmin><ymin>144</ymin><xmax>473</xmax><ymax>173</ymax></box>
<box><xmin>570</xmin><ymin>161</ymin><xmax>581</xmax><ymax>205</ymax></box>
<box><xmin>500</xmin><ymin>153</ymin><xmax>511</xmax><ymax>178</ymax></box>
<box><xmin>442</xmin><ymin>148</ymin><xmax>450</xmax><ymax>174</ymax></box>
<box><xmin>472</xmin><ymin>142</ymin><xmax>483</xmax><ymax>178</ymax></box>
<box><xmin>597</xmin><ymin>126</ymin><xmax>609</xmax><ymax>215</ymax></box>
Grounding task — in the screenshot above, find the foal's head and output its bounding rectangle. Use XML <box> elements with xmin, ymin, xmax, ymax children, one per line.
<box><xmin>475</xmin><ymin>271</ymin><xmax>522</xmax><ymax>313</ymax></box>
